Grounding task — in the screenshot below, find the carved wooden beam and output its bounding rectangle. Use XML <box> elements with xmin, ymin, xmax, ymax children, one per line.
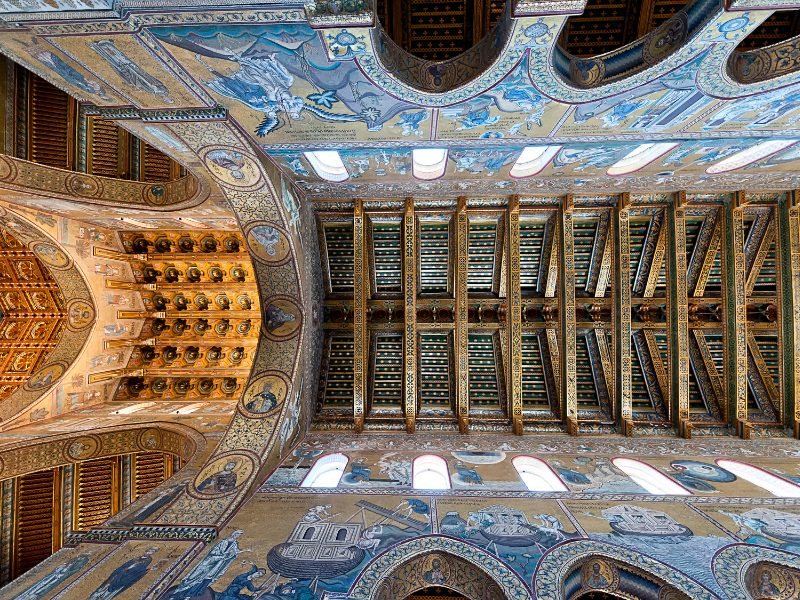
<box><xmin>561</xmin><ymin>195</ymin><xmax>578</xmax><ymax>434</ymax></box>
<box><xmin>403</xmin><ymin>197</ymin><xmax>417</xmax><ymax>434</ymax></box>
<box><xmin>456</xmin><ymin>197</ymin><xmax>470</xmax><ymax>433</ymax></box>
<box><xmin>507</xmin><ymin>196</ymin><xmax>523</xmax><ymax>435</ymax></box>
<box><xmin>616</xmin><ymin>195</ymin><xmax>633</xmax><ymax>435</ymax></box>
<box><xmin>672</xmin><ymin>193</ymin><xmax>691</xmax><ymax>437</ymax></box>
<box><xmin>788</xmin><ymin>191</ymin><xmax>800</xmax><ymax>438</ymax></box>
<box><xmin>353</xmin><ymin>199</ymin><xmax>367</xmax><ymax>433</ymax></box>
<box><xmin>731</xmin><ymin>192</ymin><xmax>749</xmax><ymax>437</ymax></box>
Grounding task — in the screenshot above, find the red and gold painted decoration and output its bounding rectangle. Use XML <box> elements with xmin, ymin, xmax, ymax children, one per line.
<box><xmin>0</xmin><ymin>229</ymin><xmax>67</xmax><ymax>403</ymax></box>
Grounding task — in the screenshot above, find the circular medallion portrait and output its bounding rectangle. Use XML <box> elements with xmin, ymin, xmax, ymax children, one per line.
<box><xmin>747</xmin><ymin>563</ymin><xmax>794</xmax><ymax>600</ymax></box>
<box><xmin>193</xmin><ymin>452</ymin><xmax>255</xmax><ymax>498</ymax></box>
<box><xmin>582</xmin><ymin>559</ymin><xmax>618</xmax><ymax>591</ymax></box>
<box><xmin>65</xmin><ymin>173</ymin><xmax>103</xmax><ymax>199</ymax></box>
<box><xmin>67</xmin><ymin>299</ymin><xmax>96</xmax><ymax>332</ymax></box>
<box><xmin>25</xmin><ymin>362</ymin><xmax>66</xmax><ymax>392</ymax></box>
<box><xmin>138</xmin><ymin>428</ymin><xmax>163</xmax><ymax>451</ymax></box>
<box><xmin>203</xmin><ymin>148</ymin><xmax>262</xmax><ymax>189</ymax></box>
<box><xmin>263</xmin><ymin>296</ymin><xmax>302</xmax><ymax>341</ymax></box>
<box><xmin>65</xmin><ymin>435</ymin><xmax>100</xmax><ymax>461</ymax></box>
<box><xmin>30</xmin><ymin>241</ymin><xmax>71</xmax><ymax>270</ymax></box>
<box><xmin>0</xmin><ymin>155</ymin><xmax>16</xmax><ymax>182</ymax></box>
<box><xmin>245</xmin><ymin>222</ymin><xmax>291</xmax><ymax>266</ymax></box>
<box><xmin>240</xmin><ymin>372</ymin><xmax>290</xmax><ymax>417</ymax></box>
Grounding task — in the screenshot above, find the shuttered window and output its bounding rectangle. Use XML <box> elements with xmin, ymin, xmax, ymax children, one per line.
<box><xmin>13</xmin><ymin>469</ymin><xmax>56</xmax><ymax>578</ymax></box>
<box><xmin>141</xmin><ymin>141</ymin><xmax>181</xmax><ymax>182</ymax></box>
<box><xmin>87</xmin><ymin>116</ymin><xmax>131</xmax><ymax>179</ymax></box>
<box><xmin>132</xmin><ymin>452</ymin><xmax>171</xmax><ymax>500</ymax></box>
<box><xmin>27</xmin><ymin>74</ymin><xmax>75</xmax><ymax>169</ymax></box>
<box><xmin>74</xmin><ymin>457</ymin><xmax>119</xmax><ymax>532</ymax></box>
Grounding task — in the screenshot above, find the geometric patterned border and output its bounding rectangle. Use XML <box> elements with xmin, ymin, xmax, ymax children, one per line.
<box><xmin>534</xmin><ymin>539</ymin><xmax>718</xmax><ymax>600</ymax></box>
<box><xmin>0</xmin><ymin>421</ymin><xmax>205</xmax><ymax>481</ymax></box>
<box><xmin>713</xmin><ymin>544</ymin><xmax>800</xmax><ymax>600</ymax></box>
<box><xmin>349</xmin><ymin>535</ymin><xmax>532</xmax><ymax>600</ymax></box>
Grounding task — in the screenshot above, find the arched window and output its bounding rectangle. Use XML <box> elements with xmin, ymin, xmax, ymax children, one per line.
<box><xmin>717</xmin><ymin>460</ymin><xmax>800</xmax><ymax>498</ymax></box>
<box><xmin>412</xmin><ymin>455</ymin><xmax>451</xmax><ymax>490</ymax></box>
<box><xmin>302</xmin><ymin>527</ymin><xmax>316</xmax><ymax>540</ymax></box>
<box><xmin>512</xmin><ymin>456</ymin><xmax>568</xmax><ymax>492</ymax></box>
<box><xmin>606</xmin><ymin>143</ymin><xmax>678</xmax><ymax>176</ymax></box>
<box><xmin>705</xmin><ymin>140</ymin><xmax>797</xmax><ymax>174</ymax></box>
<box><xmin>303</xmin><ymin>151</ymin><xmax>350</xmax><ymax>182</ymax></box>
<box><xmin>412</xmin><ymin>148</ymin><xmax>448</xmax><ymax>180</ymax></box>
<box><xmin>300</xmin><ymin>453</ymin><xmax>348</xmax><ymax>488</ymax></box>
<box><xmin>509</xmin><ymin>145</ymin><xmax>560</xmax><ymax>178</ymax></box>
<box><xmin>612</xmin><ymin>458</ymin><xmax>690</xmax><ymax>496</ymax></box>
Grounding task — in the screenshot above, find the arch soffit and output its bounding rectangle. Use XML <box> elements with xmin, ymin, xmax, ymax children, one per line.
<box><xmin>348</xmin><ymin>536</ymin><xmax>532</xmax><ymax>600</ymax></box>
<box><xmin>0</xmin><ymin>421</ymin><xmax>205</xmax><ymax>481</ymax></box>
<box><xmin>534</xmin><ymin>539</ymin><xmax>717</xmax><ymax>600</ymax></box>
<box><xmin>309</xmin><ymin>0</ymin><xmax>790</xmax><ymax>106</ymax></box>
<box><xmin>0</xmin><ymin>206</ymin><xmax>96</xmax><ymax>424</ymax></box>
<box><xmin>0</xmin><ymin>155</ymin><xmax>208</xmax><ymax>211</ymax></box>
<box><xmin>713</xmin><ymin>544</ymin><xmax>800</xmax><ymax>600</ymax></box>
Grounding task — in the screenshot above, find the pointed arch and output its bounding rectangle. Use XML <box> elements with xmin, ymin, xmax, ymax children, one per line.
<box><xmin>534</xmin><ymin>539</ymin><xmax>716</xmax><ymax>600</ymax></box>
<box><xmin>348</xmin><ymin>536</ymin><xmax>532</xmax><ymax>600</ymax></box>
<box><xmin>413</xmin><ymin>455</ymin><xmax>451</xmax><ymax>490</ymax></box>
<box><xmin>713</xmin><ymin>544</ymin><xmax>800</xmax><ymax>600</ymax></box>
<box><xmin>611</xmin><ymin>458</ymin><xmax>691</xmax><ymax>495</ymax></box>
<box><xmin>716</xmin><ymin>459</ymin><xmax>800</xmax><ymax>497</ymax></box>
<box><xmin>300</xmin><ymin>453</ymin><xmax>348</xmax><ymax>488</ymax></box>
<box><xmin>512</xmin><ymin>456</ymin><xmax>568</xmax><ymax>492</ymax></box>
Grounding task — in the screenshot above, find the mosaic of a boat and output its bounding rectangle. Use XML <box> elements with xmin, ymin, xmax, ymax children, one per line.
<box><xmin>603</xmin><ymin>506</ymin><xmax>693</xmax><ymax>537</ymax></box>
<box><xmin>470</xmin><ymin>505</ymin><xmax>555</xmax><ymax>547</ymax></box>
<box><xmin>267</xmin><ymin>521</ymin><xmax>366</xmax><ymax>579</ymax></box>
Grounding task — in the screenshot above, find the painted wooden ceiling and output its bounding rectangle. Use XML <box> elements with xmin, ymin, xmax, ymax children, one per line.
<box><xmin>314</xmin><ymin>193</ymin><xmax>784</xmax><ymax>435</ymax></box>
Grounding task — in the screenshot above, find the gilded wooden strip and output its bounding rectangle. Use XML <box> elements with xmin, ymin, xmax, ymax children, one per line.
<box><xmin>596</xmin><ymin>328</ymin><xmax>614</xmax><ymax>406</ymax></box>
<box><xmin>674</xmin><ymin>202</ymin><xmax>690</xmax><ymax>432</ymax></box>
<box><xmin>508</xmin><ymin>197</ymin><xmax>523</xmax><ymax>434</ymax></box>
<box><xmin>644</xmin><ymin>330</ymin><xmax>669</xmax><ymax>404</ymax></box>
<box><xmin>694</xmin><ymin>330</ymin><xmax>725</xmax><ymax>406</ymax></box>
<box><xmin>644</xmin><ymin>219</ymin><xmax>666</xmax><ymax>298</ymax></box>
<box><xmin>545</xmin><ymin>239</ymin><xmax>559</xmax><ymax>299</ymax></box>
<box><xmin>694</xmin><ymin>216</ymin><xmax>721</xmax><ymax>298</ymax></box>
<box><xmin>456</xmin><ymin>197</ymin><xmax>470</xmax><ymax>432</ymax></box>
<box><xmin>595</xmin><ymin>225</ymin><xmax>613</xmax><ymax>298</ymax></box>
<box><xmin>789</xmin><ymin>196</ymin><xmax>800</xmax><ymax>435</ymax></box>
<box><xmin>733</xmin><ymin>198</ymin><xmax>749</xmax><ymax>425</ymax></box>
<box><xmin>618</xmin><ymin>207</ymin><xmax>632</xmax><ymax>423</ymax></box>
<box><xmin>403</xmin><ymin>198</ymin><xmax>417</xmax><ymax>433</ymax></box>
<box><xmin>547</xmin><ymin>328</ymin><xmax>560</xmax><ymax>390</ymax></box>
<box><xmin>747</xmin><ymin>332</ymin><xmax>780</xmax><ymax>416</ymax></box>
<box><xmin>562</xmin><ymin>198</ymin><xmax>577</xmax><ymax>431</ymax></box>
<box><xmin>353</xmin><ymin>199</ymin><xmax>367</xmax><ymax>431</ymax></box>
<box><xmin>745</xmin><ymin>213</ymin><xmax>776</xmax><ymax>296</ymax></box>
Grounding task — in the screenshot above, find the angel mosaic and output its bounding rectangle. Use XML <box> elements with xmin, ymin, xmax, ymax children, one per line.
<box><xmin>155</xmin><ymin>23</ymin><xmax>417</xmax><ymax>137</ymax></box>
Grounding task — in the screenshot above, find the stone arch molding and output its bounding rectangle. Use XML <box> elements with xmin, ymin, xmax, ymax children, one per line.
<box><xmin>713</xmin><ymin>544</ymin><xmax>800</xmax><ymax>600</ymax></box>
<box><xmin>0</xmin><ymin>422</ymin><xmax>206</xmax><ymax>481</ymax></box>
<box><xmin>0</xmin><ymin>206</ymin><xmax>96</xmax><ymax>424</ymax></box>
<box><xmin>534</xmin><ymin>539</ymin><xmax>717</xmax><ymax>600</ymax></box>
<box><xmin>348</xmin><ymin>536</ymin><xmax>532</xmax><ymax>600</ymax></box>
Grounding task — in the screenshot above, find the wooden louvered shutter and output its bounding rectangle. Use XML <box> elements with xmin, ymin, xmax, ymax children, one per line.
<box><xmin>13</xmin><ymin>469</ymin><xmax>56</xmax><ymax>578</ymax></box>
<box><xmin>87</xmin><ymin>116</ymin><xmax>131</xmax><ymax>179</ymax></box>
<box><xmin>131</xmin><ymin>452</ymin><xmax>171</xmax><ymax>500</ymax></box>
<box><xmin>74</xmin><ymin>457</ymin><xmax>119</xmax><ymax>532</ymax></box>
<box><xmin>140</xmin><ymin>141</ymin><xmax>182</xmax><ymax>182</ymax></box>
<box><xmin>27</xmin><ymin>74</ymin><xmax>76</xmax><ymax>170</ymax></box>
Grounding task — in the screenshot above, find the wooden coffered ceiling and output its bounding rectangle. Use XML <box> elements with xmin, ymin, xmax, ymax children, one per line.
<box><xmin>313</xmin><ymin>193</ymin><xmax>790</xmax><ymax>438</ymax></box>
<box><xmin>375</xmin><ymin>0</ymin><xmax>800</xmax><ymax>61</ymax></box>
